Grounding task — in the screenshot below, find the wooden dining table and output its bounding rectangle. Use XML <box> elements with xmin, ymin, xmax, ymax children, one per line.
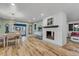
<box><xmin>0</xmin><ymin>32</ymin><xmax>20</xmax><ymax>48</ymax></box>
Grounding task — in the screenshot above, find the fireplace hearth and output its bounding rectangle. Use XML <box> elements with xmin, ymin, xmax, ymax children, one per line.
<box><xmin>46</xmin><ymin>31</ymin><xmax>54</xmax><ymax>40</ymax></box>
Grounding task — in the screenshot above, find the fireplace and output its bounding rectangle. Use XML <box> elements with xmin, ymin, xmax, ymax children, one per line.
<box><xmin>46</xmin><ymin>31</ymin><xmax>54</xmax><ymax>40</ymax></box>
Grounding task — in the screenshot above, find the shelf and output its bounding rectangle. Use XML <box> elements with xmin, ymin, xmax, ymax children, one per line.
<box><xmin>43</xmin><ymin>25</ymin><xmax>59</xmax><ymax>28</ymax></box>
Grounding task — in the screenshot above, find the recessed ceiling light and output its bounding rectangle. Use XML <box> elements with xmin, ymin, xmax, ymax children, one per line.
<box><xmin>40</xmin><ymin>13</ymin><xmax>44</xmax><ymax>16</ymax></box>
<box><xmin>11</xmin><ymin>3</ymin><xmax>15</xmax><ymax>6</ymax></box>
<box><xmin>32</xmin><ymin>18</ymin><xmax>36</xmax><ymax>20</ymax></box>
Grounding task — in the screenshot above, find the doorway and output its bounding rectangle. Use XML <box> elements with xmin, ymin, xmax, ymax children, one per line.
<box><xmin>14</xmin><ymin>24</ymin><xmax>26</xmax><ymax>36</ymax></box>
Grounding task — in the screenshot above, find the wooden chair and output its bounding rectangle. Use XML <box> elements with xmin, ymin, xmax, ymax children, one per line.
<box><xmin>6</xmin><ymin>32</ymin><xmax>20</xmax><ymax>47</ymax></box>
<box><xmin>0</xmin><ymin>35</ymin><xmax>5</xmax><ymax>48</ymax></box>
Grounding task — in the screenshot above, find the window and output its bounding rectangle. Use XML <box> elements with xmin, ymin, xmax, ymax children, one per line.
<box><xmin>74</xmin><ymin>23</ymin><xmax>79</xmax><ymax>31</ymax></box>
<box><xmin>69</xmin><ymin>23</ymin><xmax>79</xmax><ymax>32</ymax></box>
<box><xmin>69</xmin><ymin>24</ymin><xmax>73</xmax><ymax>31</ymax></box>
<box><xmin>14</xmin><ymin>24</ymin><xmax>26</xmax><ymax>36</ymax></box>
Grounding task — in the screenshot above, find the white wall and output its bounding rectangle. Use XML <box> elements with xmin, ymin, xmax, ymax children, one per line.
<box><xmin>68</xmin><ymin>20</ymin><xmax>79</xmax><ymax>24</ymax></box>
<box><xmin>43</xmin><ymin>12</ymin><xmax>68</xmax><ymax>46</ymax></box>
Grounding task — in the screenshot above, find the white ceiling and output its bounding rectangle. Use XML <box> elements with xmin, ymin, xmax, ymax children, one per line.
<box><xmin>0</xmin><ymin>3</ymin><xmax>79</xmax><ymax>22</ymax></box>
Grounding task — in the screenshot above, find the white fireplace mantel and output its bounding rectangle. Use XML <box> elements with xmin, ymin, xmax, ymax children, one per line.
<box><xmin>43</xmin><ymin>12</ymin><xmax>68</xmax><ymax>46</ymax></box>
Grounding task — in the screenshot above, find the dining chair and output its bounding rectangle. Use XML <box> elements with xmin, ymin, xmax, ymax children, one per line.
<box><xmin>0</xmin><ymin>35</ymin><xmax>5</xmax><ymax>48</ymax></box>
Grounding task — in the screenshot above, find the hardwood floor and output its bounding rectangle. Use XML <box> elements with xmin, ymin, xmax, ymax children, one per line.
<box><xmin>0</xmin><ymin>36</ymin><xmax>79</xmax><ymax>56</ymax></box>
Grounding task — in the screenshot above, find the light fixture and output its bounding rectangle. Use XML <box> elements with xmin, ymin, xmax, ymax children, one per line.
<box><xmin>11</xmin><ymin>3</ymin><xmax>15</xmax><ymax>6</ymax></box>
<box><xmin>40</xmin><ymin>13</ymin><xmax>44</xmax><ymax>20</ymax></box>
<box><xmin>40</xmin><ymin>13</ymin><xmax>44</xmax><ymax>17</ymax></box>
<box><xmin>9</xmin><ymin>3</ymin><xmax>16</xmax><ymax>20</ymax></box>
<box><xmin>32</xmin><ymin>17</ymin><xmax>36</xmax><ymax>20</ymax></box>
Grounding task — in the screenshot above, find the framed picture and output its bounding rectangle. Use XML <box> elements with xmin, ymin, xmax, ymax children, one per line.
<box><xmin>38</xmin><ymin>27</ymin><xmax>42</xmax><ymax>31</ymax></box>
<box><xmin>47</xmin><ymin>18</ymin><xmax>53</xmax><ymax>25</ymax></box>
